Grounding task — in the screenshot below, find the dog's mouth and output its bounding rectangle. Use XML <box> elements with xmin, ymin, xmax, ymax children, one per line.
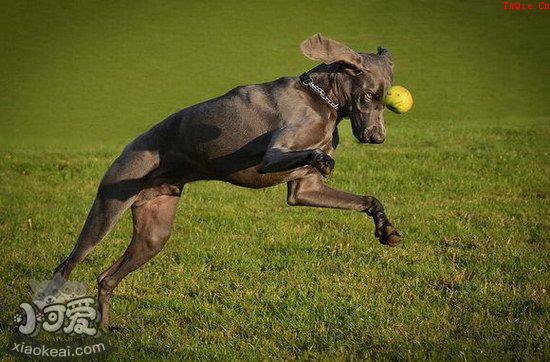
<box><xmin>351</xmin><ymin>119</ymin><xmax>386</xmax><ymax>144</ymax></box>
<box><xmin>354</xmin><ymin>131</ymin><xmax>370</xmax><ymax>144</ymax></box>
<box><xmin>351</xmin><ymin>118</ymin><xmax>365</xmax><ymax>141</ymax></box>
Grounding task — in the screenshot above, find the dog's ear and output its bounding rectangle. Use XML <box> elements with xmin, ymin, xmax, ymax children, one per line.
<box><xmin>300</xmin><ymin>34</ymin><xmax>365</xmax><ymax>71</ymax></box>
<box><xmin>377</xmin><ymin>46</ymin><xmax>393</xmax><ymax>68</ymax></box>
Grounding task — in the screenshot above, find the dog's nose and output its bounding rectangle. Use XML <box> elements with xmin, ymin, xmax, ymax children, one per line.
<box><xmin>365</xmin><ymin>127</ymin><xmax>386</xmax><ymax>144</ymax></box>
<box><xmin>369</xmin><ymin>133</ymin><xmax>385</xmax><ymax>144</ymax></box>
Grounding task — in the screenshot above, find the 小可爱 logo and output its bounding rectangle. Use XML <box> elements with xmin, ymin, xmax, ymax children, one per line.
<box><xmin>8</xmin><ymin>279</ymin><xmax>110</xmax><ymax>359</ymax></box>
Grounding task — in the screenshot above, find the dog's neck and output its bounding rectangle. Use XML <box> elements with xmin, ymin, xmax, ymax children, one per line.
<box><xmin>304</xmin><ymin>64</ymin><xmax>350</xmax><ymax>121</ymax></box>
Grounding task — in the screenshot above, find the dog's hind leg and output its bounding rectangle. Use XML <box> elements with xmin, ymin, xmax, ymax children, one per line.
<box><xmin>98</xmin><ymin>193</ymin><xmax>179</xmax><ymax>327</ymax></box>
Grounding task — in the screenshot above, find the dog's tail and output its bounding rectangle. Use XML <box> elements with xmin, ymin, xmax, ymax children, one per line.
<box><xmin>49</xmin><ymin>142</ymin><xmax>162</xmax><ymax>291</ymax></box>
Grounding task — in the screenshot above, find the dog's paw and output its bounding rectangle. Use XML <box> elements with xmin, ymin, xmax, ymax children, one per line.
<box><xmin>375</xmin><ymin>221</ymin><xmax>402</xmax><ymax>247</ymax></box>
<box><xmin>310</xmin><ymin>150</ymin><xmax>334</xmax><ymax>178</ymax></box>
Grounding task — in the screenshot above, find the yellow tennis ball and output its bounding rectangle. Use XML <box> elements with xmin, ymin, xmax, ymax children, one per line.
<box><xmin>384</xmin><ymin>85</ymin><xmax>413</xmax><ymax>114</ymax></box>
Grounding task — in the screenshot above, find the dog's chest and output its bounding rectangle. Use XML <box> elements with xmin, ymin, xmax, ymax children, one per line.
<box><xmin>316</xmin><ymin>127</ymin><xmax>339</xmax><ymax>157</ymax></box>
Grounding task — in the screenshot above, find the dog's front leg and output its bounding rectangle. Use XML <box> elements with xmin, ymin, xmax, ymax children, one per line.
<box><xmin>258</xmin><ymin>148</ymin><xmax>334</xmax><ymax>177</ymax></box>
<box><xmin>287</xmin><ymin>175</ymin><xmax>402</xmax><ymax>246</ymax></box>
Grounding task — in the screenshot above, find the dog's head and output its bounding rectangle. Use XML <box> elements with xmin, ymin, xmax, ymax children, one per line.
<box><xmin>301</xmin><ymin>34</ymin><xmax>393</xmax><ymax>144</ymax></box>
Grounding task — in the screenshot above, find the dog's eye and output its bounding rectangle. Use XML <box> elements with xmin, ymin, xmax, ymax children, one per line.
<box><xmin>364</xmin><ymin>92</ymin><xmax>373</xmax><ymax>101</ymax></box>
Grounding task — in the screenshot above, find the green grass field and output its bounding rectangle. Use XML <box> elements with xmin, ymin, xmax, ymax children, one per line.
<box><xmin>1</xmin><ymin>0</ymin><xmax>549</xmax><ymax>359</ymax></box>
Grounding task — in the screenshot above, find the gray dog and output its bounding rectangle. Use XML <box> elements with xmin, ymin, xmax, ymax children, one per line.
<box><xmin>51</xmin><ymin>34</ymin><xmax>402</xmax><ymax>326</ymax></box>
